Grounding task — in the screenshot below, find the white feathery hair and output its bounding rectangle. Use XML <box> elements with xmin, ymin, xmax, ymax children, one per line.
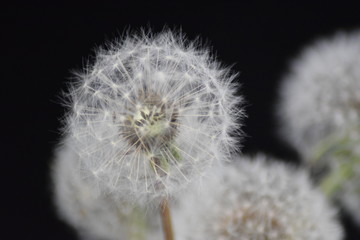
<box><xmin>173</xmin><ymin>154</ymin><xmax>343</xmax><ymax>240</ymax></box>
<box><xmin>64</xmin><ymin>30</ymin><xmax>243</xmax><ymax>205</ymax></box>
<box><xmin>277</xmin><ymin>30</ymin><xmax>360</xmax><ymax>224</ymax></box>
<box><xmin>52</xmin><ymin>137</ymin><xmax>161</xmax><ymax>240</ymax></box>
<box><xmin>278</xmin><ymin>30</ymin><xmax>360</xmax><ymax>158</ymax></box>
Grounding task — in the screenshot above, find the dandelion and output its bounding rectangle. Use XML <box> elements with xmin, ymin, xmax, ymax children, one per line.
<box><xmin>63</xmin><ymin>30</ymin><xmax>243</xmax><ymax>239</ymax></box>
<box><xmin>278</xmin><ymin>30</ymin><xmax>360</xmax><ymax>158</ymax></box>
<box><xmin>66</xmin><ymin>29</ymin><xmax>242</xmax><ymax>203</ymax></box>
<box><xmin>278</xmin><ymin>30</ymin><xmax>360</xmax><ymax>224</ymax></box>
<box><xmin>174</xmin><ymin>154</ymin><xmax>343</xmax><ymax>240</ymax></box>
<box><xmin>52</xmin><ymin>138</ymin><xmax>161</xmax><ymax>240</ymax></box>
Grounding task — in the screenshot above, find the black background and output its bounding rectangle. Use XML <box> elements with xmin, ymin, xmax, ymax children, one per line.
<box><xmin>2</xmin><ymin>1</ymin><xmax>360</xmax><ymax>239</ymax></box>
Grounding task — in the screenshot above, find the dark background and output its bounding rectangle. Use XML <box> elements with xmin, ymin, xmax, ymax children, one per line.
<box><xmin>2</xmin><ymin>1</ymin><xmax>360</xmax><ymax>239</ymax></box>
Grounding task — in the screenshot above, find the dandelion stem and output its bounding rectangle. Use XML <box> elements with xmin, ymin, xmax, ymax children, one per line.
<box><xmin>310</xmin><ymin>128</ymin><xmax>360</xmax><ymax>197</ymax></box>
<box><xmin>320</xmin><ymin>155</ymin><xmax>358</xmax><ymax>197</ymax></box>
<box><xmin>160</xmin><ymin>198</ymin><xmax>174</xmax><ymax>240</ymax></box>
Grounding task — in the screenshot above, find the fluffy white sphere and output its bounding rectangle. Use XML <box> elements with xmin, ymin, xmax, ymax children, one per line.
<box><xmin>278</xmin><ymin>30</ymin><xmax>360</xmax><ymax>224</ymax></box>
<box><xmin>174</xmin><ymin>154</ymin><xmax>343</xmax><ymax>240</ymax></box>
<box><xmin>52</xmin><ymin>138</ymin><xmax>161</xmax><ymax>240</ymax></box>
<box><xmin>278</xmin><ymin>30</ymin><xmax>360</xmax><ymax>158</ymax></box>
<box><xmin>65</xmin><ymin>30</ymin><xmax>243</xmax><ymax>205</ymax></box>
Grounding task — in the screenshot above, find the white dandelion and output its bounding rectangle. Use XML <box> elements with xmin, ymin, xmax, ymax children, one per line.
<box><xmin>64</xmin><ymin>30</ymin><xmax>243</xmax><ymax>205</ymax></box>
<box><xmin>278</xmin><ymin>30</ymin><xmax>360</xmax><ymax>159</ymax></box>
<box><xmin>278</xmin><ymin>30</ymin><xmax>360</xmax><ymax>224</ymax></box>
<box><xmin>52</xmin><ymin>137</ymin><xmax>161</xmax><ymax>240</ymax></box>
<box><xmin>174</xmin><ymin>154</ymin><xmax>343</xmax><ymax>240</ymax></box>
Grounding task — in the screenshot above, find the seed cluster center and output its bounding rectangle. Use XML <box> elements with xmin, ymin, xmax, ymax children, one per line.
<box><xmin>115</xmin><ymin>91</ymin><xmax>179</xmax><ymax>154</ymax></box>
<box><xmin>133</xmin><ymin>105</ymin><xmax>167</xmax><ymax>137</ymax></box>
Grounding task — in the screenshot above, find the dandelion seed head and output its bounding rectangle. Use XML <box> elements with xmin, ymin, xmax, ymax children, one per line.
<box><xmin>52</xmin><ymin>138</ymin><xmax>161</xmax><ymax>240</ymax></box>
<box><xmin>278</xmin><ymin>30</ymin><xmax>360</xmax><ymax>224</ymax></box>
<box><xmin>174</xmin><ymin>154</ymin><xmax>343</xmax><ymax>240</ymax></box>
<box><xmin>65</xmin><ymin>30</ymin><xmax>243</xmax><ymax>205</ymax></box>
<box><xmin>278</xmin><ymin>30</ymin><xmax>360</xmax><ymax>158</ymax></box>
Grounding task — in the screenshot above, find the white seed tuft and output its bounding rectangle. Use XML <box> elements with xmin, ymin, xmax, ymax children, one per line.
<box><xmin>174</xmin><ymin>154</ymin><xmax>343</xmax><ymax>240</ymax></box>
<box><xmin>278</xmin><ymin>30</ymin><xmax>360</xmax><ymax>224</ymax></box>
<box><xmin>52</xmin><ymin>137</ymin><xmax>161</xmax><ymax>240</ymax></box>
<box><xmin>64</xmin><ymin>30</ymin><xmax>244</xmax><ymax>205</ymax></box>
<box><xmin>278</xmin><ymin>30</ymin><xmax>360</xmax><ymax>158</ymax></box>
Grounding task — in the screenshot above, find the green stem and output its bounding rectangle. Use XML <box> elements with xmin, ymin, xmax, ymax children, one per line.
<box><xmin>320</xmin><ymin>158</ymin><xmax>355</xmax><ymax>197</ymax></box>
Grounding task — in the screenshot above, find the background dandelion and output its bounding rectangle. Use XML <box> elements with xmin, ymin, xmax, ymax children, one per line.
<box><xmin>174</xmin><ymin>154</ymin><xmax>343</xmax><ymax>240</ymax></box>
<box><xmin>278</xmin><ymin>30</ymin><xmax>360</xmax><ymax>224</ymax></box>
<box><xmin>52</xmin><ymin>137</ymin><xmax>161</xmax><ymax>240</ymax></box>
<box><xmin>278</xmin><ymin>30</ymin><xmax>360</xmax><ymax>159</ymax></box>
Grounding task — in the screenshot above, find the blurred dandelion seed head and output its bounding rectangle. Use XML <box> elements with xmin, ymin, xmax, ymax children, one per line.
<box><xmin>174</xmin><ymin>154</ymin><xmax>343</xmax><ymax>240</ymax></box>
<box><xmin>278</xmin><ymin>29</ymin><xmax>360</xmax><ymax>225</ymax></box>
<box><xmin>278</xmin><ymin>30</ymin><xmax>360</xmax><ymax>158</ymax></box>
<box><xmin>52</xmin><ymin>140</ymin><xmax>161</xmax><ymax>240</ymax></box>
